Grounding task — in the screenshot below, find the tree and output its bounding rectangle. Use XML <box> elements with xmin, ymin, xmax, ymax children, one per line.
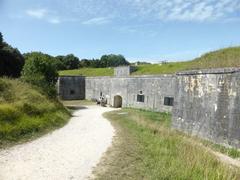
<box><xmin>0</xmin><ymin>33</ymin><xmax>25</xmax><ymax>78</ymax></box>
<box><xmin>22</xmin><ymin>52</ymin><xmax>58</xmax><ymax>97</ymax></box>
<box><xmin>0</xmin><ymin>32</ymin><xmax>3</xmax><ymax>45</ymax></box>
<box><xmin>79</xmin><ymin>59</ymin><xmax>91</xmax><ymax>67</ymax></box>
<box><xmin>100</xmin><ymin>54</ymin><xmax>129</xmax><ymax>67</ymax></box>
<box><xmin>62</xmin><ymin>54</ymin><xmax>80</xmax><ymax>69</ymax></box>
<box><xmin>54</xmin><ymin>55</ymin><xmax>66</xmax><ymax>70</ymax></box>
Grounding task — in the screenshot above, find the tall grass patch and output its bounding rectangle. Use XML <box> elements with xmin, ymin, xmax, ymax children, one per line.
<box><xmin>95</xmin><ymin>109</ymin><xmax>240</xmax><ymax>179</ymax></box>
<box><xmin>0</xmin><ymin>78</ymin><xmax>70</xmax><ymax>146</ymax></box>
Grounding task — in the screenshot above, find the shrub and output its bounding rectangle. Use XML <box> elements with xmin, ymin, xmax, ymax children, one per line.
<box><xmin>21</xmin><ymin>52</ymin><xmax>58</xmax><ymax>97</ymax></box>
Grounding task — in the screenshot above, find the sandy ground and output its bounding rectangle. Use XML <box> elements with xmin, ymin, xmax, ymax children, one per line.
<box><xmin>0</xmin><ymin>106</ymin><xmax>115</xmax><ymax>180</ymax></box>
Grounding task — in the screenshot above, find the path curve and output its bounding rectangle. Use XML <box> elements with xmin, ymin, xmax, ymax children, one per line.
<box><xmin>0</xmin><ymin>106</ymin><xmax>115</xmax><ymax>180</ymax></box>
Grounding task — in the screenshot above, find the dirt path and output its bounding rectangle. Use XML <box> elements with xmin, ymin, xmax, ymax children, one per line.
<box><xmin>0</xmin><ymin>106</ymin><xmax>115</xmax><ymax>180</ymax></box>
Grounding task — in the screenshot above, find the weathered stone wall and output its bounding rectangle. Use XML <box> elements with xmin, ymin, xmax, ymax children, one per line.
<box><xmin>114</xmin><ymin>66</ymin><xmax>135</xmax><ymax>77</ymax></box>
<box><xmin>172</xmin><ymin>68</ymin><xmax>240</xmax><ymax>148</ymax></box>
<box><xmin>57</xmin><ymin>76</ymin><xmax>85</xmax><ymax>100</ymax></box>
<box><xmin>85</xmin><ymin>75</ymin><xmax>176</xmax><ymax>112</ymax></box>
<box><xmin>58</xmin><ymin>67</ymin><xmax>240</xmax><ymax>148</ymax></box>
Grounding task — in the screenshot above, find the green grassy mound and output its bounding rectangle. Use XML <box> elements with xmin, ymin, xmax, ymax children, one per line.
<box><xmin>132</xmin><ymin>46</ymin><xmax>240</xmax><ymax>75</ymax></box>
<box><xmin>59</xmin><ymin>46</ymin><xmax>240</xmax><ymax>76</ymax></box>
<box><xmin>59</xmin><ymin>67</ymin><xmax>114</xmax><ymax>77</ymax></box>
<box><xmin>0</xmin><ymin>78</ymin><xmax>70</xmax><ymax>145</ymax></box>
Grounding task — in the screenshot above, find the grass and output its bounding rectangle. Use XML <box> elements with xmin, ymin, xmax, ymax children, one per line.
<box><xmin>133</xmin><ymin>46</ymin><xmax>240</xmax><ymax>75</ymax></box>
<box><xmin>59</xmin><ymin>67</ymin><xmax>114</xmax><ymax>77</ymax></box>
<box><xmin>93</xmin><ymin>108</ymin><xmax>240</xmax><ymax>179</ymax></box>
<box><xmin>59</xmin><ymin>46</ymin><xmax>240</xmax><ymax>76</ymax></box>
<box><xmin>0</xmin><ymin>78</ymin><xmax>70</xmax><ymax>148</ymax></box>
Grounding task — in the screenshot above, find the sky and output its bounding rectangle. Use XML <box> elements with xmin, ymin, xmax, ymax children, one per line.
<box><xmin>0</xmin><ymin>0</ymin><xmax>240</xmax><ymax>62</ymax></box>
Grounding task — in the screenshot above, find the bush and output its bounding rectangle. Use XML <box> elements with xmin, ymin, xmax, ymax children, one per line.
<box><xmin>21</xmin><ymin>52</ymin><xmax>58</xmax><ymax>97</ymax></box>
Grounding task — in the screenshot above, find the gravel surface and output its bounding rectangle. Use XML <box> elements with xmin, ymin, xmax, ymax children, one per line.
<box><xmin>0</xmin><ymin>106</ymin><xmax>115</xmax><ymax>180</ymax></box>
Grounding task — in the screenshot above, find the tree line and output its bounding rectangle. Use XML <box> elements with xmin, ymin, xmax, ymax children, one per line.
<box><xmin>0</xmin><ymin>32</ymin><xmax>130</xmax><ymax>76</ymax></box>
<box><xmin>0</xmin><ymin>32</ymin><xmax>129</xmax><ymax>97</ymax></box>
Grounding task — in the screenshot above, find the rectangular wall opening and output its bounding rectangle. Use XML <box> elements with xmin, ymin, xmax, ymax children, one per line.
<box><xmin>164</xmin><ymin>97</ymin><xmax>174</xmax><ymax>106</ymax></box>
<box><xmin>137</xmin><ymin>94</ymin><xmax>145</xmax><ymax>102</ymax></box>
<box><xmin>70</xmin><ymin>90</ymin><xmax>75</xmax><ymax>95</ymax></box>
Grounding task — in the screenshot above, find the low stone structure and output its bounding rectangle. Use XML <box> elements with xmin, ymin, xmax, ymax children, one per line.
<box><xmin>58</xmin><ymin>66</ymin><xmax>240</xmax><ymax>149</ymax></box>
<box><xmin>57</xmin><ymin>76</ymin><xmax>85</xmax><ymax>100</ymax></box>
<box><xmin>114</xmin><ymin>66</ymin><xmax>135</xmax><ymax>77</ymax></box>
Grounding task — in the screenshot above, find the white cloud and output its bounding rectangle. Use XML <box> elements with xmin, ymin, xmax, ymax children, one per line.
<box><xmin>122</xmin><ymin>0</ymin><xmax>240</xmax><ymax>22</ymax></box>
<box><xmin>82</xmin><ymin>17</ymin><xmax>110</xmax><ymax>25</ymax></box>
<box><xmin>26</xmin><ymin>8</ymin><xmax>47</xmax><ymax>19</ymax></box>
<box><xmin>24</xmin><ymin>0</ymin><xmax>240</xmax><ymax>24</ymax></box>
<box><xmin>48</xmin><ymin>17</ymin><xmax>61</xmax><ymax>24</ymax></box>
<box><xmin>26</xmin><ymin>8</ymin><xmax>62</xmax><ymax>24</ymax></box>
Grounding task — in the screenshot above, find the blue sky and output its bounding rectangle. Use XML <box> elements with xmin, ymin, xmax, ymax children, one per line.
<box><xmin>0</xmin><ymin>0</ymin><xmax>240</xmax><ymax>62</ymax></box>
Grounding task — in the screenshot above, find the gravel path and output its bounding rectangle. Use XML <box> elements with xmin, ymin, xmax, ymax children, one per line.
<box><xmin>0</xmin><ymin>106</ymin><xmax>115</xmax><ymax>180</ymax></box>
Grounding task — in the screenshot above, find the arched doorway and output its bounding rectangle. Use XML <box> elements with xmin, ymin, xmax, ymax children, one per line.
<box><xmin>114</xmin><ymin>95</ymin><xmax>122</xmax><ymax>108</ymax></box>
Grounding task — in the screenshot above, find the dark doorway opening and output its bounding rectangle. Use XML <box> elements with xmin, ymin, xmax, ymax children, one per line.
<box><xmin>114</xmin><ymin>95</ymin><xmax>122</xmax><ymax>108</ymax></box>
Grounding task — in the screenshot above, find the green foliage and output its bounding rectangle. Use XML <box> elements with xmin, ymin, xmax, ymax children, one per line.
<box><xmin>0</xmin><ymin>78</ymin><xmax>70</xmax><ymax>144</ymax></box>
<box><xmin>22</xmin><ymin>52</ymin><xmax>58</xmax><ymax>97</ymax></box>
<box><xmin>0</xmin><ymin>33</ymin><xmax>25</xmax><ymax>78</ymax></box>
<box><xmin>79</xmin><ymin>54</ymin><xmax>129</xmax><ymax>68</ymax></box>
<box><xmin>100</xmin><ymin>54</ymin><xmax>129</xmax><ymax>67</ymax></box>
<box><xmin>53</xmin><ymin>55</ymin><xmax>66</xmax><ymax>70</ymax></box>
<box><xmin>62</xmin><ymin>54</ymin><xmax>80</xmax><ymax>69</ymax></box>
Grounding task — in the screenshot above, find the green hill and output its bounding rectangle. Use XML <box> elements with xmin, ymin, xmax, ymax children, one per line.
<box><xmin>0</xmin><ymin>78</ymin><xmax>70</xmax><ymax>146</ymax></box>
<box><xmin>59</xmin><ymin>46</ymin><xmax>240</xmax><ymax>76</ymax></box>
<box><xmin>133</xmin><ymin>46</ymin><xmax>240</xmax><ymax>75</ymax></box>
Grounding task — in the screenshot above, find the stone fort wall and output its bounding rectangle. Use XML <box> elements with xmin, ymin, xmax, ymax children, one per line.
<box><xmin>173</xmin><ymin>68</ymin><xmax>240</xmax><ymax>148</ymax></box>
<box><xmin>58</xmin><ymin>66</ymin><xmax>240</xmax><ymax>149</ymax></box>
<box><xmin>85</xmin><ymin>75</ymin><xmax>175</xmax><ymax>112</ymax></box>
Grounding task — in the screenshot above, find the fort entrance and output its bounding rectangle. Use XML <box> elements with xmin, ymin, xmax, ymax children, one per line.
<box><xmin>113</xmin><ymin>95</ymin><xmax>122</xmax><ymax>108</ymax></box>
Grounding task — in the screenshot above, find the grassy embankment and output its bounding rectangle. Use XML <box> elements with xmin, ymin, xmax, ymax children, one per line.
<box><xmin>0</xmin><ymin>78</ymin><xmax>70</xmax><ymax>148</ymax></box>
<box><xmin>93</xmin><ymin>108</ymin><xmax>240</xmax><ymax>179</ymax></box>
<box><xmin>59</xmin><ymin>67</ymin><xmax>114</xmax><ymax>77</ymax></box>
<box><xmin>59</xmin><ymin>47</ymin><xmax>240</xmax><ymax>76</ymax></box>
